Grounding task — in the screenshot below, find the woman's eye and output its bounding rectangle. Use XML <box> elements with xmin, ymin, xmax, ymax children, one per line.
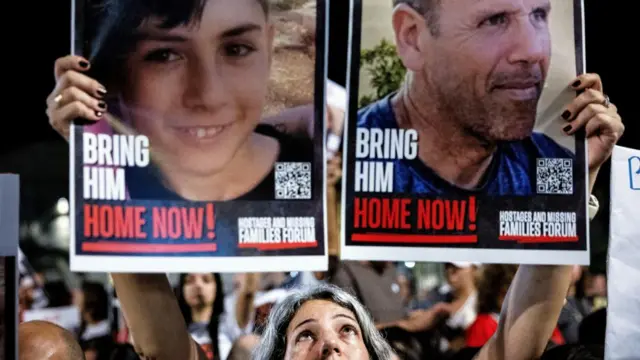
<box><xmin>144</xmin><ymin>49</ymin><xmax>181</xmax><ymax>63</ymax></box>
<box><xmin>341</xmin><ymin>325</ymin><xmax>357</xmax><ymax>335</ymax></box>
<box><xmin>296</xmin><ymin>330</ymin><xmax>314</xmax><ymax>342</ymax></box>
<box><xmin>224</xmin><ymin>44</ymin><xmax>254</xmax><ymax>57</ymax></box>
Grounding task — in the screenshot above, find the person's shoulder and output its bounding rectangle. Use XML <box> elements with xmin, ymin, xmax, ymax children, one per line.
<box><xmin>357</xmin><ymin>96</ymin><xmax>394</xmax><ymax>128</ymax></box>
<box><xmin>528</xmin><ymin>132</ymin><xmax>575</xmax><ymax>158</ymax></box>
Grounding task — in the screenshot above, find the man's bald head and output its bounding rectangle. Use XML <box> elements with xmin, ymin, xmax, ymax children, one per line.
<box><xmin>19</xmin><ymin>320</ymin><xmax>85</xmax><ymax>360</ymax></box>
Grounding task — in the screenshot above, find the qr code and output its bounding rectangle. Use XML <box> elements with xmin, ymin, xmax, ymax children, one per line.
<box><xmin>275</xmin><ymin>162</ymin><xmax>312</xmax><ymax>199</ymax></box>
<box><xmin>536</xmin><ymin>158</ymin><xmax>573</xmax><ymax>195</ymax></box>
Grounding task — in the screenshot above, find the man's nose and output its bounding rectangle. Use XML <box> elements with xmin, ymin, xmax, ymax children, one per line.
<box><xmin>506</xmin><ymin>17</ymin><xmax>549</xmax><ymax>65</ymax></box>
<box><xmin>183</xmin><ymin>60</ymin><xmax>227</xmax><ymax>111</ymax></box>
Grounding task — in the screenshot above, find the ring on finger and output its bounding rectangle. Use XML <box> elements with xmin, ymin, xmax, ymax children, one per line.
<box><xmin>53</xmin><ymin>94</ymin><xmax>63</xmax><ymax>105</ymax></box>
<box><xmin>602</xmin><ymin>94</ymin><xmax>610</xmax><ymax>108</ymax></box>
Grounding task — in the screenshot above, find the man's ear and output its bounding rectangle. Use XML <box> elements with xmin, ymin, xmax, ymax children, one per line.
<box><xmin>266</xmin><ymin>22</ymin><xmax>275</xmax><ymax>68</ymax></box>
<box><xmin>392</xmin><ymin>4</ymin><xmax>429</xmax><ymax>71</ymax></box>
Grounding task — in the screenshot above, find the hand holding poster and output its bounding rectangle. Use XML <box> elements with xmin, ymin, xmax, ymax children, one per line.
<box><xmin>605</xmin><ymin>145</ymin><xmax>640</xmax><ymax>359</ymax></box>
<box><xmin>342</xmin><ymin>0</ymin><xmax>590</xmax><ymax>264</ymax></box>
<box><xmin>70</xmin><ymin>0</ymin><xmax>327</xmax><ymax>273</ymax></box>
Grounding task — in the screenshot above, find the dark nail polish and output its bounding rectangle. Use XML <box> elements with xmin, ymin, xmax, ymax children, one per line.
<box><xmin>79</xmin><ymin>60</ymin><xmax>89</xmax><ymax>68</ymax></box>
<box><xmin>563</xmin><ymin>125</ymin><xmax>572</xmax><ymax>133</ymax></box>
<box><xmin>98</xmin><ymin>101</ymin><xmax>106</xmax><ymax>109</ymax></box>
<box><xmin>561</xmin><ymin>110</ymin><xmax>572</xmax><ymax>120</ymax></box>
<box><xmin>572</xmin><ymin>80</ymin><xmax>581</xmax><ymax>87</ymax></box>
<box><xmin>95</xmin><ymin>111</ymin><xmax>103</xmax><ymax>118</ymax></box>
<box><xmin>97</xmin><ymin>88</ymin><xmax>107</xmax><ymax>97</ymax></box>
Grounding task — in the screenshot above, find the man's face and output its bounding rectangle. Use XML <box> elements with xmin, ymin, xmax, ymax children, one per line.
<box><xmin>418</xmin><ymin>0</ymin><xmax>551</xmax><ymax>142</ymax></box>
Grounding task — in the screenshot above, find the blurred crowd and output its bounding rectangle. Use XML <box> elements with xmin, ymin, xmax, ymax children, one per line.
<box><xmin>17</xmin><ymin>258</ymin><xmax>609</xmax><ymax>360</ymax></box>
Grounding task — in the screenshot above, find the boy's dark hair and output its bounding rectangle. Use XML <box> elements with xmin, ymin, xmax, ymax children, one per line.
<box><xmin>84</xmin><ymin>0</ymin><xmax>269</xmax><ymax>87</ymax></box>
<box><xmin>540</xmin><ymin>344</ymin><xmax>605</xmax><ymax>360</ymax></box>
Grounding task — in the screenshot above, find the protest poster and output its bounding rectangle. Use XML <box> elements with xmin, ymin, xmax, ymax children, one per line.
<box><xmin>70</xmin><ymin>0</ymin><xmax>327</xmax><ymax>273</ymax></box>
<box><xmin>341</xmin><ymin>0</ymin><xmax>589</xmax><ymax>264</ymax></box>
<box><xmin>605</xmin><ymin>145</ymin><xmax>640</xmax><ymax>359</ymax></box>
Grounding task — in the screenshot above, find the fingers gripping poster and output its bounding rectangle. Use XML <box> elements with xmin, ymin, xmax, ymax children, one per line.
<box><xmin>342</xmin><ymin>0</ymin><xmax>589</xmax><ymax>264</ymax></box>
<box><xmin>70</xmin><ymin>0</ymin><xmax>327</xmax><ymax>273</ymax></box>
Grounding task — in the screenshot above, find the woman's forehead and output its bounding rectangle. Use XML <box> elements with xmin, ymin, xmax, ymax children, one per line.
<box><xmin>290</xmin><ymin>300</ymin><xmax>357</xmax><ymax>326</ymax></box>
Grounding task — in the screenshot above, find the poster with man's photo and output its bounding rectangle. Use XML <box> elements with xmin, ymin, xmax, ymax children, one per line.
<box><xmin>341</xmin><ymin>0</ymin><xmax>589</xmax><ymax>264</ymax></box>
<box><xmin>70</xmin><ymin>0</ymin><xmax>327</xmax><ymax>273</ymax></box>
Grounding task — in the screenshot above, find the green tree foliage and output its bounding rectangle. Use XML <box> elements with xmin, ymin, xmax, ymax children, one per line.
<box><xmin>359</xmin><ymin>39</ymin><xmax>406</xmax><ymax>107</ymax></box>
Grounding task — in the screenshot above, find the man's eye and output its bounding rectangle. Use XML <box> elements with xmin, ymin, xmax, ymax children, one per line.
<box><xmin>480</xmin><ymin>13</ymin><xmax>508</xmax><ymax>27</ymax></box>
<box><xmin>144</xmin><ymin>49</ymin><xmax>180</xmax><ymax>63</ymax></box>
<box><xmin>532</xmin><ymin>8</ymin><xmax>549</xmax><ymax>22</ymax></box>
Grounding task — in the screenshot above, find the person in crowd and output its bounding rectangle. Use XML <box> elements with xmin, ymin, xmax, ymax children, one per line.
<box><xmin>578</xmin><ymin>307</ymin><xmax>607</xmax><ymax>346</ymax></box>
<box><xmin>78</xmin><ymin>281</ymin><xmax>113</xmax><ymax>360</ymax></box>
<box><xmin>253</xmin><ymin>284</ymin><xmax>395</xmax><ymax>360</ymax></box>
<box><xmin>466</xmin><ymin>264</ymin><xmax>518</xmax><ymax>347</ymax></box>
<box><xmin>466</xmin><ymin>264</ymin><xmax>565</xmax><ymax>349</ymax></box>
<box><xmin>440</xmin><ymin>262</ymin><xmax>479</xmax><ymax>336</ymax></box>
<box><xmin>557</xmin><ymin>266</ymin><xmax>591</xmax><ymax>343</ymax></box>
<box><xmin>331</xmin><ymin>261</ymin><xmax>406</xmax><ymax>325</ymax></box>
<box><xmin>108</xmin><ymin>344</ymin><xmax>139</xmax><ymax>360</ymax></box>
<box><xmin>539</xmin><ymin>344</ymin><xmax>604</xmax><ymax>360</ymax></box>
<box><xmin>396</xmin><ymin>270</ymin><xmax>418</xmax><ymax>311</ymax></box>
<box><xmin>359</xmin><ymin>0</ymin><xmax>606</xmax><ymax>196</ymax></box>
<box><xmin>47</xmin><ymin>0</ymin><xmax>315</xmax><ymax>204</ymax></box>
<box><xmin>379</xmin><ymin>262</ymin><xmax>478</xmax><ymax>357</ymax></box>
<box><xmin>19</xmin><ymin>320</ymin><xmax>85</xmax><ymax>360</ymax></box>
<box><xmin>176</xmin><ymin>273</ymin><xmax>230</xmax><ymax>360</ymax></box>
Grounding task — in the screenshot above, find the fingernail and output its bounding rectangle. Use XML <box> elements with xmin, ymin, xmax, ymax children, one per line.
<box><xmin>563</xmin><ymin>125</ymin><xmax>572</xmax><ymax>133</ymax></box>
<box><xmin>561</xmin><ymin>110</ymin><xmax>572</xmax><ymax>120</ymax></box>
<box><xmin>79</xmin><ymin>60</ymin><xmax>90</xmax><ymax>69</ymax></box>
<box><xmin>97</xmin><ymin>88</ymin><xmax>107</xmax><ymax>97</ymax></box>
<box><xmin>572</xmin><ymin>80</ymin><xmax>581</xmax><ymax>87</ymax></box>
<box><xmin>95</xmin><ymin>111</ymin><xmax>103</xmax><ymax>118</ymax></box>
<box><xmin>98</xmin><ymin>101</ymin><xmax>106</xmax><ymax>109</ymax></box>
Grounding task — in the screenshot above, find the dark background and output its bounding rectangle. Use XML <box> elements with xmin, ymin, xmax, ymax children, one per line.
<box><xmin>0</xmin><ymin>0</ymin><xmax>635</xmax><ymax>272</ymax></box>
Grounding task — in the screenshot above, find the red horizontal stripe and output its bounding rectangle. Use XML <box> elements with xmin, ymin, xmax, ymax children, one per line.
<box><xmin>499</xmin><ymin>236</ymin><xmax>579</xmax><ymax>243</ymax></box>
<box><xmin>351</xmin><ymin>233</ymin><xmax>477</xmax><ymax>244</ymax></box>
<box><xmin>238</xmin><ymin>241</ymin><xmax>318</xmax><ymax>250</ymax></box>
<box><xmin>82</xmin><ymin>241</ymin><xmax>217</xmax><ymax>253</ymax></box>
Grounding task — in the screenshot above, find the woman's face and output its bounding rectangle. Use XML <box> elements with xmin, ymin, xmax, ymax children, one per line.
<box><xmin>183</xmin><ymin>273</ymin><xmax>217</xmax><ymax>309</ymax></box>
<box><xmin>123</xmin><ymin>0</ymin><xmax>273</xmax><ymax>176</ymax></box>
<box><xmin>284</xmin><ymin>300</ymin><xmax>370</xmax><ymax>360</ymax></box>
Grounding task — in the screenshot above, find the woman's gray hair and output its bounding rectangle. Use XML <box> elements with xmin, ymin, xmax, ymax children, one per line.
<box><xmin>253</xmin><ymin>283</ymin><xmax>394</xmax><ymax>360</ymax></box>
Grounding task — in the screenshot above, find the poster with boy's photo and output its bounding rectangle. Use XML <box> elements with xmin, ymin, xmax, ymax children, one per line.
<box><xmin>341</xmin><ymin>0</ymin><xmax>589</xmax><ymax>264</ymax></box>
<box><xmin>70</xmin><ymin>0</ymin><xmax>328</xmax><ymax>273</ymax></box>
